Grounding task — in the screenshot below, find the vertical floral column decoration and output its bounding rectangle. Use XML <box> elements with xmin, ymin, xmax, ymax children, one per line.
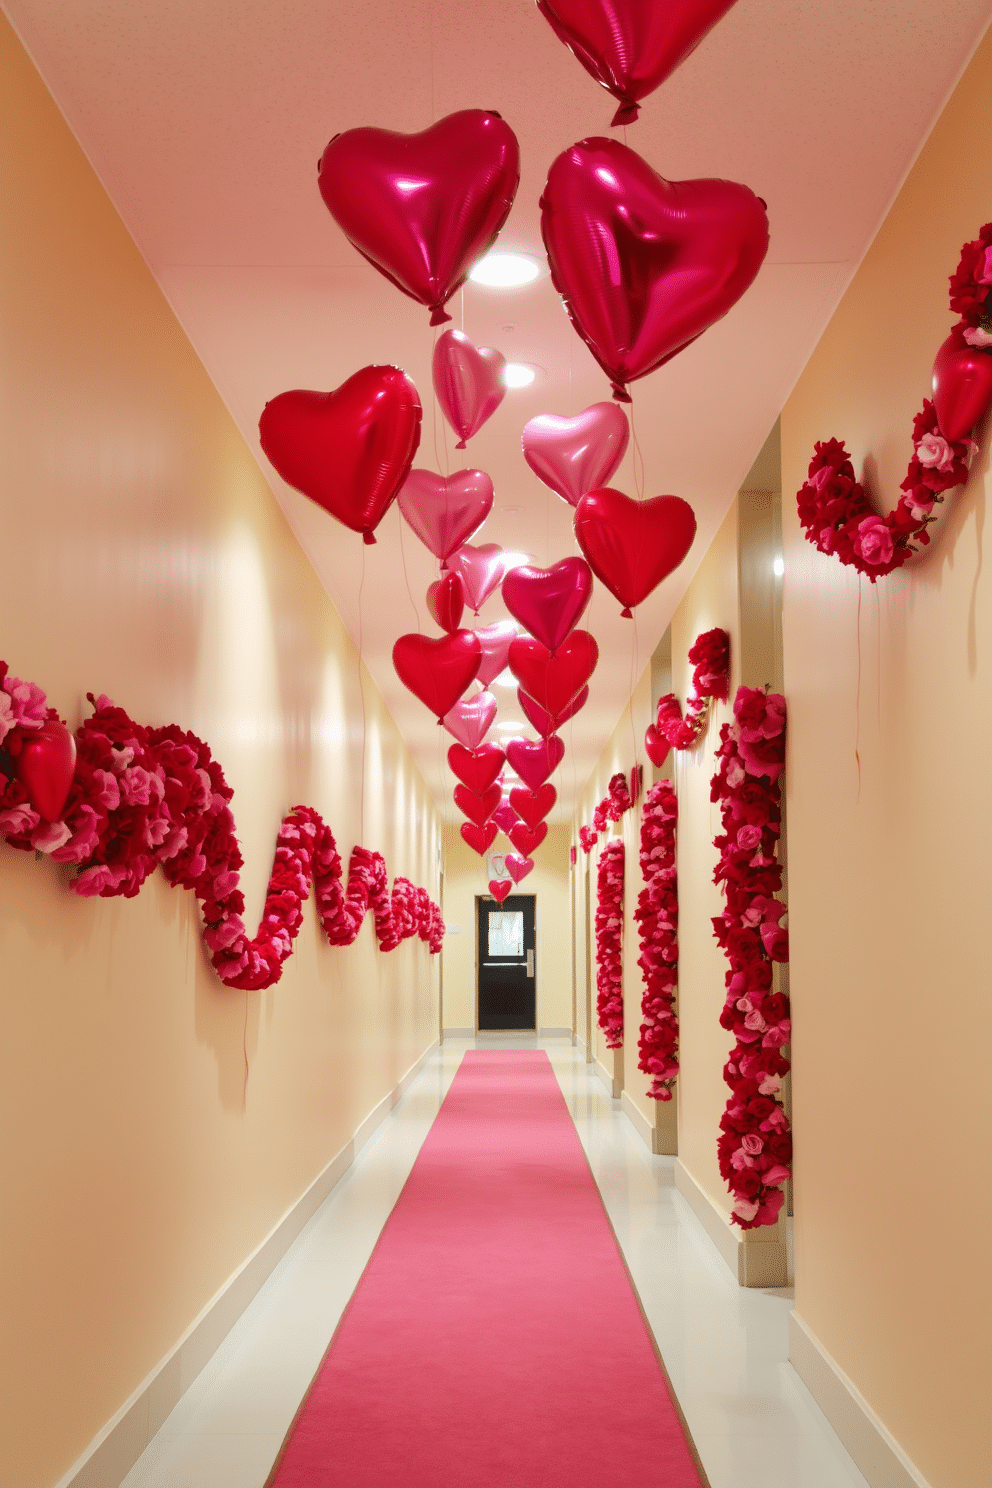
<box><xmin>710</xmin><ymin>687</ymin><xmax>792</xmax><ymax>1228</ymax></box>
<box><xmin>634</xmin><ymin>781</ymin><xmax>680</xmax><ymax>1100</ymax></box>
<box><xmin>594</xmin><ymin>838</ymin><xmax>625</xmax><ymax>1048</ymax></box>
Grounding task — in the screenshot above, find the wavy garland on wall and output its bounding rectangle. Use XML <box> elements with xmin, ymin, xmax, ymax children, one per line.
<box><xmin>647</xmin><ymin>627</ymin><xmax>729</xmax><ymax>762</ymax></box>
<box><xmin>634</xmin><ymin>781</ymin><xmax>679</xmax><ymax>1101</ymax></box>
<box><xmin>578</xmin><ymin>771</ymin><xmax>632</xmax><ymax>854</ymax></box>
<box><xmin>0</xmin><ymin>662</ymin><xmax>444</xmax><ymax>990</ymax></box>
<box><xmin>594</xmin><ymin>838</ymin><xmax>625</xmax><ymax>1049</ymax></box>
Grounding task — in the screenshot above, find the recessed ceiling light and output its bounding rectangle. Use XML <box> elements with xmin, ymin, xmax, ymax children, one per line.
<box><xmin>469</xmin><ymin>252</ymin><xmax>541</xmax><ymax>287</ymax></box>
<box><xmin>491</xmin><ymin>668</ymin><xmax>516</xmax><ymax>688</ymax></box>
<box><xmin>500</xmin><ymin>551</ymin><xmax>534</xmax><ymax>570</ymax></box>
<box><xmin>503</xmin><ymin>362</ymin><xmax>537</xmax><ymax>389</ymax></box>
<box><xmin>773</xmin><ymin>555</ymin><xmax>785</xmax><ymax>577</ymax></box>
<box><xmin>495</xmin><ymin>719</ymin><xmax>525</xmax><ymax>731</ymax></box>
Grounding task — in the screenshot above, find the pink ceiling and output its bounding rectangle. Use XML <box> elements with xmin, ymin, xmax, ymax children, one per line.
<box><xmin>5</xmin><ymin>0</ymin><xmax>991</xmax><ymax>821</ymax></box>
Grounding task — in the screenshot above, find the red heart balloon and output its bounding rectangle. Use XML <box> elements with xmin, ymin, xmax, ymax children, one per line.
<box><xmin>427</xmin><ymin>573</ymin><xmax>465</xmax><ymax>634</ymax></box>
<box><xmin>541</xmin><ymin>138</ymin><xmax>769</xmax><ymax>398</ymax></box>
<box><xmin>492</xmin><ymin>801</ymin><xmax>520</xmax><ymax>835</ymax></box>
<box><xmin>454</xmin><ymin>783</ymin><xmax>501</xmax><ymax>828</ymax></box>
<box><xmin>509</xmin><ymin>783</ymin><xmax>557</xmax><ymax>828</ymax></box>
<box><xmin>644</xmin><ymin>723</ymin><xmax>671</xmax><ymax>769</ymax></box>
<box><xmin>448</xmin><ymin>742</ymin><xmax>506</xmax><ymax>794</ymax></box>
<box><xmin>259</xmin><ymin>366</ymin><xmax>421</xmax><ymax>543</ymax></box>
<box><xmin>522</xmin><ymin>402</ymin><xmax>629</xmax><ymax>506</ymax></box>
<box><xmin>462</xmin><ymin>821</ymin><xmax>497</xmax><ymax>856</ymax></box>
<box><xmin>932</xmin><ymin>331</ymin><xmax>992</xmax><ymax>443</ymax></box>
<box><xmin>15</xmin><ymin>720</ymin><xmax>77</xmax><ymax>823</ymax></box>
<box><xmin>509</xmin><ymin>631</ymin><xmax>599</xmax><ymax>718</ymax></box>
<box><xmin>488</xmin><ymin>878</ymin><xmax>513</xmax><ymax>903</ymax></box>
<box><xmin>398</xmin><ymin>468</ymin><xmax>494</xmax><ymax>564</ymax></box>
<box><xmin>574</xmin><ymin>488</ymin><xmax>696</xmax><ymax>615</ymax></box>
<box><xmin>318</xmin><ymin>111</ymin><xmax>520</xmax><ymax>325</ymax></box>
<box><xmin>506</xmin><ymin>736</ymin><xmax>566</xmax><ymax>791</ymax></box>
<box><xmin>393</xmin><ymin>631</ymin><xmax>481</xmax><ymax>720</ymax></box>
<box><xmin>537</xmin><ymin>0</ymin><xmax>737</xmax><ymax>125</ymax></box>
<box><xmin>433</xmin><ymin>330</ymin><xmax>507</xmax><ymax>447</ymax></box>
<box><xmin>501</xmin><ymin>558</ymin><xmax>593</xmax><ymax>653</ymax></box>
<box><xmin>509</xmin><ymin>821</ymin><xmax>548</xmax><ymax>856</ymax></box>
<box><xmin>518</xmin><ymin>685</ymin><xmax>589</xmax><ymax>738</ymax></box>
<box><xmin>506</xmin><ymin>854</ymin><xmax>534</xmax><ymax>884</ymax></box>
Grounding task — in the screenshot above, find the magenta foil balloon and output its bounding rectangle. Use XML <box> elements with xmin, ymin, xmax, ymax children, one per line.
<box><xmin>433</xmin><ymin>329</ymin><xmax>507</xmax><ymax>448</ymax></box>
<box><xmin>492</xmin><ymin>800</ymin><xmax>520</xmax><ymax>834</ymax></box>
<box><xmin>448</xmin><ymin>542</ymin><xmax>511</xmax><ymax>613</ymax></box>
<box><xmin>505</xmin><ymin>735</ymin><xmax>566</xmax><ymax>791</ymax></box>
<box><xmin>318</xmin><ymin>111</ymin><xmax>520</xmax><ymax>326</ymax></box>
<box><xmin>537</xmin><ymin>0</ymin><xmax>738</xmax><ymax>125</ymax></box>
<box><xmin>443</xmin><ymin>691</ymin><xmax>498</xmax><ymax>751</ymax></box>
<box><xmin>541</xmin><ymin>138</ymin><xmax>769</xmax><ymax>399</ymax></box>
<box><xmin>398</xmin><ymin>469</ymin><xmax>494</xmax><ymax>564</ymax></box>
<box><xmin>474</xmin><ymin>620</ymin><xmax>519</xmax><ymax>687</ymax></box>
<box><xmin>522</xmin><ymin>402</ymin><xmax>629</xmax><ymax>506</ymax></box>
<box><xmin>501</xmin><ymin>558</ymin><xmax>593</xmax><ymax>653</ymax></box>
<box><xmin>518</xmin><ymin>684</ymin><xmax>589</xmax><ymax>737</ymax></box>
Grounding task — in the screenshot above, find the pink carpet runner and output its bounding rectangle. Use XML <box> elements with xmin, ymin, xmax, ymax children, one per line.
<box><xmin>268</xmin><ymin>1050</ymin><xmax>705</xmax><ymax>1486</ymax></box>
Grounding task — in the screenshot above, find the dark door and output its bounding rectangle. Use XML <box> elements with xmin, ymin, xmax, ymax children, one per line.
<box><xmin>477</xmin><ymin>894</ymin><xmax>536</xmax><ymax>1031</ymax></box>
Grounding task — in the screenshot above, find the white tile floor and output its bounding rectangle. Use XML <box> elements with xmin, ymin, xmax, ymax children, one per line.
<box><xmin>122</xmin><ymin>1038</ymin><xmax>868</xmax><ymax>1488</ymax></box>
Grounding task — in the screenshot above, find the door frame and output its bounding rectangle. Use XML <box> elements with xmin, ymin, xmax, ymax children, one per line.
<box><xmin>475</xmin><ymin>892</ymin><xmax>537</xmax><ymax>1033</ymax></box>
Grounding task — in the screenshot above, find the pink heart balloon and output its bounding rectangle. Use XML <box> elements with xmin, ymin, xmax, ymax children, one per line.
<box><xmin>505</xmin><ymin>735</ymin><xmax>566</xmax><ymax>791</ymax></box>
<box><xmin>318</xmin><ymin>110</ymin><xmax>520</xmax><ymax>325</ymax></box>
<box><xmin>488</xmin><ymin>878</ymin><xmax>513</xmax><ymax>903</ymax></box>
<box><xmin>15</xmin><ymin>720</ymin><xmax>77</xmax><ymax>823</ymax></box>
<box><xmin>541</xmin><ymin>138</ymin><xmax>769</xmax><ymax>398</ymax></box>
<box><xmin>426</xmin><ymin>573</ymin><xmax>465</xmax><ymax>634</ymax></box>
<box><xmin>522</xmin><ymin>402</ymin><xmax>629</xmax><ymax>506</ymax></box>
<box><xmin>399</xmin><ymin>469</ymin><xmax>494</xmax><ymax>563</ymax></box>
<box><xmin>932</xmin><ymin>330</ymin><xmax>992</xmax><ymax>443</ymax></box>
<box><xmin>501</xmin><ymin>558</ymin><xmax>593</xmax><ymax>653</ymax></box>
<box><xmin>448</xmin><ymin>543</ymin><xmax>511</xmax><ymax>613</ymax></box>
<box><xmin>506</xmin><ymin>854</ymin><xmax>534</xmax><ymax>884</ymax></box>
<box><xmin>442</xmin><ymin>690</ymin><xmax>498</xmax><ymax>750</ymax></box>
<box><xmin>574</xmin><ymin>488</ymin><xmax>696</xmax><ymax>615</ymax></box>
<box><xmin>493</xmin><ymin>800</ymin><xmax>520</xmax><ymax>834</ymax></box>
<box><xmin>518</xmin><ymin>685</ymin><xmax>589</xmax><ymax>738</ymax></box>
<box><xmin>474</xmin><ymin>621</ymin><xmax>519</xmax><ymax>686</ymax></box>
<box><xmin>433</xmin><ymin>329</ymin><xmax>507</xmax><ymax>448</ymax></box>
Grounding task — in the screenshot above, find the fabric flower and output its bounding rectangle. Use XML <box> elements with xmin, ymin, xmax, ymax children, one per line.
<box><xmin>915</xmin><ymin>432</ymin><xmax>956</xmax><ymax>473</ymax></box>
<box><xmin>854</xmin><ymin>515</ymin><xmax>895</xmax><ymax>567</ymax></box>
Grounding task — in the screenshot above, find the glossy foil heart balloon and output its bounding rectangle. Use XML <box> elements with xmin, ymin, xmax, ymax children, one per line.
<box><xmin>454</xmin><ymin>783</ymin><xmax>501</xmax><ymax>828</ymax></box>
<box><xmin>510</xmin><ymin>783</ymin><xmax>557</xmax><ymax>827</ymax></box>
<box><xmin>506</xmin><ymin>854</ymin><xmax>534</xmax><ymax>884</ymax></box>
<box><xmin>318</xmin><ymin>111</ymin><xmax>520</xmax><ymax>325</ymax></box>
<box><xmin>518</xmin><ymin>685</ymin><xmax>589</xmax><ymax>738</ymax></box>
<box><xmin>15</xmin><ymin>720</ymin><xmax>77</xmax><ymax>822</ymax></box>
<box><xmin>644</xmin><ymin>723</ymin><xmax>671</xmax><ymax>769</ymax></box>
<box><xmin>501</xmin><ymin>558</ymin><xmax>593</xmax><ymax>653</ymax></box>
<box><xmin>932</xmin><ymin>331</ymin><xmax>992</xmax><ymax>443</ymax></box>
<box><xmin>448</xmin><ymin>741</ymin><xmax>506</xmax><ymax>794</ymax></box>
<box><xmin>442</xmin><ymin>691</ymin><xmax>498</xmax><ymax>750</ymax></box>
<box><xmin>427</xmin><ymin>573</ymin><xmax>465</xmax><ymax>634</ymax></box>
<box><xmin>474</xmin><ymin>621</ymin><xmax>519</xmax><ymax>686</ymax></box>
<box><xmin>448</xmin><ymin>543</ymin><xmax>511</xmax><ymax>612</ymax></box>
<box><xmin>392</xmin><ymin>631</ymin><xmax>481</xmax><ymax>719</ymax></box>
<box><xmin>509</xmin><ymin>631</ymin><xmax>599</xmax><ymax>717</ymax></box>
<box><xmin>509</xmin><ymin>821</ymin><xmax>548</xmax><ymax>856</ymax></box>
<box><xmin>537</xmin><ymin>0</ymin><xmax>738</xmax><ymax>125</ymax></box>
<box><xmin>433</xmin><ymin>329</ymin><xmax>507</xmax><ymax>447</ymax></box>
<box><xmin>574</xmin><ymin>488</ymin><xmax>696</xmax><ymax>615</ymax></box>
<box><xmin>488</xmin><ymin>878</ymin><xmax>513</xmax><ymax>903</ymax></box>
<box><xmin>462</xmin><ymin>821</ymin><xmax>498</xmax><ymax>856</ymax></box>
<box><xmin>541</xmin><ymin>139</ymin><xmax>769</xmax><ymax>398</ymax></box>
<box><xmin>260</xmin><ymin>366</ymin><xmax>422</xmax><ymax>543</ymax></box>
<box><xmin>522</xmin><ymin>402</ymin><xmax>629</xmax><ymax>506</ymax></box>
<box><xmin>493</xmin><ymin>800</ymin><xmax>520</xmax><ymax>835</ymax></box>
<box><xmin>505</xmin><ymin>736</ymin><xmax>566</xmax><ymax>790</ymax></box>
<box><xmin>398</xmin><ymin>468</ymin><xmax>494</xmax><ymax>565</ymax></box>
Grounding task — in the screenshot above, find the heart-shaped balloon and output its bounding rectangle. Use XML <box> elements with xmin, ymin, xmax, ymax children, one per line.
<box><xmin>442</xmin><ymin>691</ymin><xmax>498</xmax><ymax>750</ymax></box>
<box><xmin>448</xmin><ymin>741</ymin><xmax>506</xmax><ymax>794</ymax></box>
<box><xmin>932</xmin><ymin>331</ymin><xmax>992</xmax><ymax>443</ymax></box>
<box><xmin>522</xmin><ymin>402</ymin><xmax>629</xmax><ymax>506</ymax></box>
<box><xmin>509</xmin><ymin>783</ymin><xmax>557</xmax><ymax>827</ymax></box>
<box><xmin>509</xmin><ymin>820</ymin><xmax>548</xmax><ymax>856</ymax></box>
<box><xmin>644</xmin><ymin>723</ymin><xmax>671</xmax><ymax>769</ymax></box>
<box><xmin>574</xmin><ymin>488</ymin><xmax>696</xmax><ymax>615</ymax></box>
<box><xmin>398</xmin><ymin>468</ymin><xmax>494</xmax><ymax>564</ymax></box>
<box><xmin>501</xmin><ymin>558</ymin><xmax>593</xmax><ymax>653</ymax></box>
<box><xmin>488</xmin><ymin>878</ymin><xmax>513</xmax><ymax>903</ymax></box>
<box><xmin>492</xmin><ymin>800</ymin><xmax>520</xmax><ymax>834</ymax></box>
<box><xmin>454</xmin><ymin>783</ymin><xmax>501</xmax><ymax>828</ymax></box>
<box><xmin>393</xmin><ymin>631</ymin><xmax>481</xmax><ymax>719</ymax></box>
<box><xmin>509</xmin><ymin>631</ymin><xmax>599</xmax><ymax>717</ymax></box>
<box><xmin>433</xmin><ymin>329</ymin><xmax>507</xmax><ymax>447</ymax></box>
<box><xmin>506</xmin><ymin>736</ymin><xmax>566</xmax><ymax>791</ymax></box>
<box><xmin>537</xmin><ymin>0</ymin><xmax>738</xmax><ymax>125</ymax></box>
<box><xmin>448</xmin><ymin>543</ymin><xmax>512</xmax><ymax>612</ymax></box>
<box><xmin>462</xmin><ymin>821</ymin><xmax>498</xmax><ymax>855</ymax></box>
<box><xmin>318</xmin><ymin>111</ymin><xmax>520</xmax><ymax>325</ymax></box>
<box><xmin>541</xmin><ymin>138</ymin><xmax>769</xmax><ymax>398</ymax></box>
<box><xmin>427</xmin><ymin>573</ymin><xmax>465</xmax><ymax>634</ymax></box>
<box><xmin>15</xmin><ymin>720</ymin><xmax>77</xmax><ymax>823</ymax></box>
<box><xmin>506</xmin><ymin>854</ymin><xmax>534</xmax><ymax>884</ymax></box>
<box><xmin>518</xmin><ymin>685</ymin><xmax>589</xmax><ymax>738</ymax></box>
<box><xmin>259</xmin><ymin>366</ymin><xmax>422</xmax><ymax>542</ymax></box>
<box><xmin>474</xmin><ymin>621</ymin><xmax>519</xmax><ymax>686</ymax></box>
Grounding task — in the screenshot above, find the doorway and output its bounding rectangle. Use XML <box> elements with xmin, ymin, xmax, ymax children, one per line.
<box><xmin>476</xmin><ymin>894</ymin><xmax>536</xmax><ymax>1031</ymax></box>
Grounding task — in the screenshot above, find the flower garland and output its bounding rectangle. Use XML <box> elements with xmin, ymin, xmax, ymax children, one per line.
<box><xmin>0</xmin><ymin>662</ymin><xmax>444</xmax><ymax>990</ymax></box>
<box><xmin>634</xmin><ymin>781</ymin><xmax>679</xmax><ymax>1100</ymax></box>
<box><xmin>594</xmin><ymin>838</ymin><xmax>625</xmax><ymax>1049</ymax></box>
<box><xmin>654</xmin><ymin>627</ymin><xmax>730</xmax><ymax>748</ymax></box>
<box><xmin>796</xmin><ymin>223</ymin><xmax>992</xmax><ymax>579</ymax></box>
<box><xmin>710</xmin><ymin>686</ymin><xmax>791</xmax><ymax>1229</ymax></box>
<box><xmin>579</xmin><ymin>770</ymin><xmax>632</xmax><ymax>854</ymax></box>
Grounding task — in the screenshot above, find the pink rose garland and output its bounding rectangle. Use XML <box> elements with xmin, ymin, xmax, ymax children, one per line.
<box><xmin>654</xmin><ymin>627</ymin><xmax>730</xmax><ymax>748</ymax></box>
<box><xmin>579</xmin><ymin>770</ymin><xmax>633</xmax><ymax>854</ymax></box>
<box><xmin>594</xmin><ymin>838</ymin><xmax>625</xmax><ymax>1049</ymax></box>
<box><xmin>634</xmin><ymin>782</ymin><xmax>680</xmax><ymax>1100</ymax></box>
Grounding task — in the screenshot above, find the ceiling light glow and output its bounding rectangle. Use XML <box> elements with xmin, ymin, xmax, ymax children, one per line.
<box><xmin>502</xmin><ymin>362</ymin><xmax>537</xmax><ymax>389</ymax></box>
<box><xmin>469</xmin><ymin>252</ymin><xmax>541</xmax><ymax>287</ymax></box>
<box><xmin>773</xmin><ymin>556</ymin><xmax>784</xmax><ymax>577</ymax></box>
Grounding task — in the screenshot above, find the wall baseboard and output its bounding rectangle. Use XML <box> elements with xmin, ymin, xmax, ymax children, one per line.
<box><xmin>674</xmin><ymin>1158</ymin><xmax>787</xmax><ymax>1288</ymax></box>
<box><xmin>539</xmin><ymin>1026</ymin><xmax>572</xmax><ymax>1038</ymax></box>
<box><xmin>619</xmin><ymin>1090</ymin><xmax>677</xmax><ymax>1156</ymax></box>
<box><xmin>441</xmin><ymin>1026</ymin><xmax>475</xmax><ymax>1038</ymax></box>
<box><xmin>594</xmin><ymin>1056</ymin><xmax>621</xmax><ymax>1099</ymax></box>
<box><xmin>55</xmin><ymin>1038</ymin><xmax>440</xmax><ymax>1488</ymax></box>
<box><xmin>620</xmin><ymin>1089</ymin><xmax>653</xmax><ymax>1147</ymax></box>
<box><xmin>789</xmin><ymin>1313</ymin><xmax>932</xmax><ymax>1488</ymax></box>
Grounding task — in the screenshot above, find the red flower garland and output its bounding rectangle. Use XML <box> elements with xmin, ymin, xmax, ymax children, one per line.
<box><xmin>634</xmin><ymin>782</ymin><xmax>679</xmax><ymax>1100</ymax></box>
<box><xmin>0</xmin><ymin>663</ymin><xmax>443</xmax><ymax>990</ymax></box>
<box><xmin>796</xmin><ymin>223</ymin><xmax>992</xmax><ymax>580</ymax></box>
<box><xmin>710</xmin><ymin>686</ymin><xmax>791</xmax><ymax>1229</ymax></box>
<box><xmin>594</xmin><ymin>838</ymin><xmax>625</xmax><ymax>1049</ymax></box>
<box><xmin>579</xmin><ymin>770</ymin><xmax>632</xmax><ymax>854</ymax></box>
<box><xmin>654</xmin><ymin>627</ymin><xmax>730</xmax><ymax>748</ymax></box>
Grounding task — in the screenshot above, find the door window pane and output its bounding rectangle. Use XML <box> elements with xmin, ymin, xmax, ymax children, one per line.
<box><xmin>488</xmin><ymin>911</ymin><xmax>523</xmax><ymax>957</ymax></box>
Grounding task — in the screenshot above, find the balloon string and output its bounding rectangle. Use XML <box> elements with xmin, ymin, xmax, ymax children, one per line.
<box><xmin>629</xmin><ymin>392</ymin><xmax>645</xmax><ymax>500</ymax></box>
<box><xmin>396</xmin><ymin>507</ymin><xmax>422</xmax><ymax>633</ymax></box>
<box><xmin>242</xmin><ymin>990</ymin><xmax>250</xmax><ymax>1111</ymax></box>
<box><xmin>855</xmin><ymin>575</ymin><xmax>862</xmax><ymax>804</ymax></box>
<box><xmin>461</xmin><ymin>284</ymin><xmax>465</xmax><ymax>335</ymax></box>
<box><xmin>875</xmin><ymin>582</ymin><xmax>881</xmax><ymax>736</ymax></box>
<box><xmin>431</xmin><ymin>324</ymin><xmax>444</xmax><ymax>477</ymax></box>
<box><xmin>358</xmin><ymin>543</ymin><xmax>368</xmax><ymax>844</ymax></box>
<box><xmin>627</xmin><ymin>612</ymin><xmax>638</xmax><ymax>771</ymax></box>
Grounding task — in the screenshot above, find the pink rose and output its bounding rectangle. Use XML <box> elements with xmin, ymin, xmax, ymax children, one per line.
<box><xmin>854</xmin><ymin>515</ymin><xmax>894</xmax><ymax>567</ymax></box>
<box><xmin>741</xmin><ymin>1133</ymin><xmax>764</xmax><ymax>1155</ymax></box>
<box><xmin>915</xmin><ymin>432</ymin><xmax>955</xmax><ymax>473</ymax></box>
<box><xmin>976</xmin><ymin>245</ymin><xmax>992</xmax><ymax>284</ymax></box>
<box><xmin>32</xmin><ymin>820</ymin><xmax>72</xmax><ymax>853</ymax></box>
<box><xmin>52</xmin><ymin>804</ymin><xmax>102</xmax><ymax>863</ymax></box>
<box><xmin>736</xmin><ymin>824</ymin><xmax>762</xmax><ymax>851</ymax></box>
<box><xmin>963</xmin><ymin>325</ymin><xmax>992</xmax><ymax>348</ymax></box>
<box><xmin>0</xmin><ymin>692</ymin><xmax>14</xmax><ymax>744</ymax></box>
<box><xmin>758</xmin><ymin>1073</ymin><xmax>783</xmax><ymax>1096</ymax></box>
<box><xmin>92</xmin><ymin>768</ymin><xmax>121</xmax><ymax>811</ymax></box>
<box><xmin>732</xmin><ymin>1197</ymin><xmax>760</xmax><ymax>1221</ymax></box>
<box><xmin>0</xmin><ymin>803</ymin><xmax>40</xmax><ymax>835</ymax></box>
<box><xmin>2</xmin><ymin>674</ymin><xmax>48</xmax><ymax>730</ymax></box>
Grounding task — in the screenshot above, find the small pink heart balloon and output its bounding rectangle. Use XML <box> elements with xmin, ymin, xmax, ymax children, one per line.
<box><xmin>522</xmin><ymin>402</ymin><xmax>629</xmax><ymax>506</ymax></box>
<box><xmin>505</xmin><ymin>735</ymin><xmax>566</xmax><ymax>790</ymax></box>
<box><xmin>506</xmin><ymin>854</ymin><xmax>534</xmax><ymax>884</ymax></box>
<box><xmin>448</xmin><ymin>543</ymin><xmax>512</xmax><ymax>613</ymax></box>
<box><xmin>472</xmin><ymin>620</ymin><xmax>519</xmax><ymax>687</ymax></box>
<box><xmin>433</xmin><ymin>329</ymin><xmax>508</xmax><ymax>447</ymax></box>
<box><xmin>398</xmin><ymin>469</ymin><xmax>494</xmax><ymax>563</ymax></box>
<box><xmin>932</xmin><ymin>330</ymin><xmax>992</xmax><ymax>443</ymax></box>
<box><xmin>518</xmin><ymin>685</ymin><xmax>589</xmax><ymax>737</ymax></box>
<box><xmin>501</xmin><ymin>557</ymin><xmax>593</xmax><ymax>653</ymax></box>
<box><xmin>442</xmin><ymin>690</ymin><xmax>498</xmax><ymax>750</ymax></box>
<box><xmin>493</xmin><ymin>800</ymin><xmax>520</xmax><ymax>834</ymax></box>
